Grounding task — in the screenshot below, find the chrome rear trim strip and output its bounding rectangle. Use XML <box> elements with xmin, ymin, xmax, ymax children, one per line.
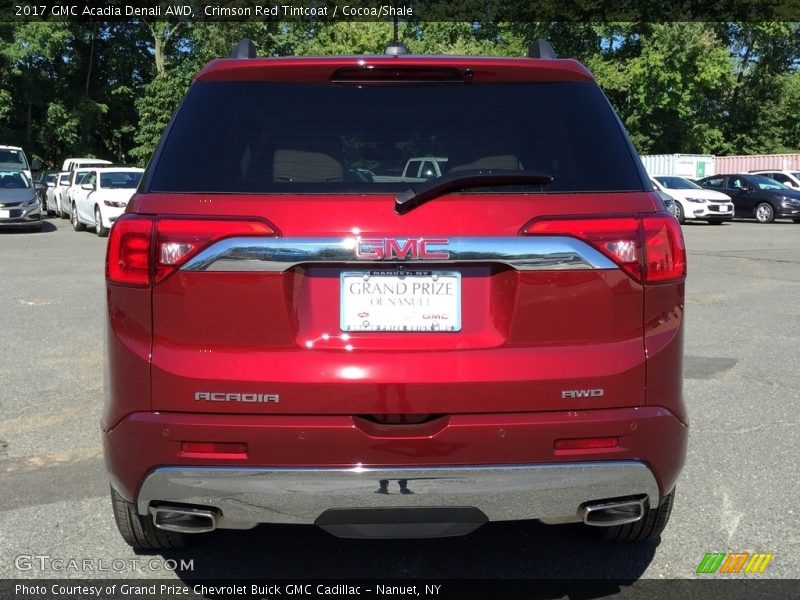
<box><xmin>137</xmin><ymin>461</ymin><xmax>659</xmax><ymax>529</ymax></box>
<box><xmin>181</xmin><ymin>236</ymin><xmax>616</xmax><ymax>272</ymax></box>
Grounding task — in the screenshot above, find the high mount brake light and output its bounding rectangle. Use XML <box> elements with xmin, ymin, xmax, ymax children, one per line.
<box><xmin>522</xmin><ymin>215</ymin><xmax>686</xmax><ymax>284</ymax></box>
<box><xmin>106</xmin><ymin>215</ymin><xmax>277</xmax><ymax>286</ymax></box>
<box><xmin>330</xmin><ymin>66</ymin><xmax>465</xmax><ymax>83</ymax></box>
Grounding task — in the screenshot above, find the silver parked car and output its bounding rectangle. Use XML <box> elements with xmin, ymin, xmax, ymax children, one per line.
<box><xmin>0</xmin><ymin>169</ymin><xmax>42</xmax><ymax>232</ymax></box>
<box><xmin>655</xmin><ymin>189</ymin><xmax>678</xmax><ymax>219</ymax></box>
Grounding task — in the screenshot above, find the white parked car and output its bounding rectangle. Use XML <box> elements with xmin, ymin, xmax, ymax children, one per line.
<box><xmin>60</xmin><ymin>169</ymin><xmax>92</xmax><ymax>218</ymax></box>
<box><xmin>37</xmin><ymin>171</ymin><xmax>59</xmax><ymax>215</ymax></box>
<box><xmin>0</xmin><ymin>145</ymin><xmax>33</xmax><ymax>182</ymax></box>
<box><xmin>652</xmin><ymin>176</ymin><xmax>734</xmax><ymax>224</ymax></box>
<box><xmin>52</xmin><ymin>172</ymin><xmax>72</xmax><ymax>218</ymax></box>
<box><xmin>749</xmin><ymin>170</ymin><xmax>800</xmax><ymax>190</ymax></box>
<box><xmin>61</xmin><ymin>157</ymin><xmax>112</xmax><ymax>171</ymax></box>
<box><xmin>70</xmin><ymin>167</ymin><xmax>143</xmax><ymax>236</ymax></box>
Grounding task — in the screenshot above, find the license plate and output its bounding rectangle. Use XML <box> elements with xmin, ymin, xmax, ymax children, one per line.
<box><xmin>340</xmin><ymin>270</ymin><xmax>461</xmax><ymax>332</ymax></box>
<box><xmin>0</xmin><ymin>210</ymin><xmax>9</xmax><ymax>218</ymax></box>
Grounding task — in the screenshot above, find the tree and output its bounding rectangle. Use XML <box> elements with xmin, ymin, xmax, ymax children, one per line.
<box><xmin>716</xmin><ymin>22</ymin><xmax>800</xmax><ymax>154</ymax></box>
<box><xmin>2</xmin><ymin>20</ymin><xmax>798</xmax><ymax>165</ymax></box>
<box><xmin>598</xmin><ymin>23</ymin><xmax>733</xmax><ymax>154</ymax></box>
<box><xmin>0</xmin><ymin>22</ymin><xmax>71</xmax><ymax>150</ymax></box>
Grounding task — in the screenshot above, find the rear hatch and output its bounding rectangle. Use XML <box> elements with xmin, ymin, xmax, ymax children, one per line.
<box><xmin>112</xmin><ymin>58</ymin><xmax>684</xmax><ymax>417</ymax></box>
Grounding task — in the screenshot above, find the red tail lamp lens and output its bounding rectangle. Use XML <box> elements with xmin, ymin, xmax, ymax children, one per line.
<box><xmin>107</xmin><ymin>216</ymin><xmax>278</xmax><ymax>286</ymax></box>
<box><xmin>643</xmin><ymin>216</ymin><xmax>686</xmax><ymax>283</ymax></box>
<box><xmin>524</xmin><ymin>217</ymin><xmax>642</xmax><ymax>281</ymax></box>
<box><xmin>523</xmin><ymin>215</ymin><xmax>686</xmax><ymax>284</ymax></box>
<box><xmin>156</xmin><ymin>218</ymin><xmax>276</xmax><ymax>281</ymax></box>
<box><xmin>106</xmin><ymin>215</ymin><xmax>154</xmax><ymax>287</ymax></box>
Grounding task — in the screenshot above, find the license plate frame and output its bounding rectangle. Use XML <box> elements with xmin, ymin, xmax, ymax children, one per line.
<box><xmin>340</xmin><ymin>269</ymin><xmax>461</xmax><ymax>333</ymax></box>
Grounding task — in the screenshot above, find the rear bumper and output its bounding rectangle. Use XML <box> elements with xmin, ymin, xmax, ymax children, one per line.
<box><xmin>137</xmin><ymin>461</ymin><xmax>659</xmax><ymax>529</ymax></box>
<box><xmin>105</xmin><ymin>406</ymin><xmax>687</xmax><ymax>527</ymax></box>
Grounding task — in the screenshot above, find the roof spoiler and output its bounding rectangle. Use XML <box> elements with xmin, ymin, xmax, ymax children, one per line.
<box><xmin>231</xmin><ymin>37</ymin><xmax>257</xmax><ymax>59</ymax></box>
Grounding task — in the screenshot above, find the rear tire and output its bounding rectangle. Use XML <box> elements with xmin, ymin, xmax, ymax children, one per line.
<box><xmin>754</xmin><ymin>202</ymin><xmax>775</xmax><ymax>223</ymax></box>
<box><xmin>71</xmin><ymin>203</ymin><xmax>85</xmax><ymax>231</ymax></box>
<box><xmin>59</xmin><ymin>199</ymin><xmax>68</xmax><ymax>219</ymax></box>
<box><xmin>599</xmin><ymin>489</ymin><xmax>675</xmax><ymax>543</ymax></box>
<box><xmin>110</xmin><ymin>487</ymin><xmax>187</xmax><ymax>551</ymax></box>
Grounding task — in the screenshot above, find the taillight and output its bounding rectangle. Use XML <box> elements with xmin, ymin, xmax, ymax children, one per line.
<box><xmin>106</xmin><ymin>214</ymin><xmax>277</xmax><ymax>286</ymax></box>
<box><xmin>522</xmin><ymin>214</ymin><xmax>685</xmax><ymax>284</ymax></box>
<box><xmin>155</xmin><ymin>218</ymin><xmax>276</xmax><ymax>282</ymax></box>
<box><xmin>525</xmin><ymin>217</ymin><xmax>642</xmax><ymax>281</ymax></box>
<box><xmin>642</xmin><ymin>216</ymin><xmax>686</xmax><ymax>283</ymax></box>
<box><xmin>106</xmin><ymin>215</ymin><xmax>154</xmax><ymax>287</ymax></box>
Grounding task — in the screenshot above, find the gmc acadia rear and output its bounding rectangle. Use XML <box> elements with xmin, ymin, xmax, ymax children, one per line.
<box><xmin>104</xmin><ymin>39</ymin><xmax>687</xmax><ymax>549</ymax></box>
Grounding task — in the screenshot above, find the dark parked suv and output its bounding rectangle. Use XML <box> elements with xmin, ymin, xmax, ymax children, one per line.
<box><xmin>104</xmin><ymin>39</ymin><xmax>688</xmax><ymax>549</ymax></box>
<box><xmin>697</xmin><ymin>173</ymin><xmax>800</xmax><ymax>223</ymax></box>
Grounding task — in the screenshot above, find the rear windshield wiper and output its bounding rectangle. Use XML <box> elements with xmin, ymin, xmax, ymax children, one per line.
<box><xmin>395</xmin><ymin>170</ymin><xmax>554</xmax><ymax>214</ymax></box>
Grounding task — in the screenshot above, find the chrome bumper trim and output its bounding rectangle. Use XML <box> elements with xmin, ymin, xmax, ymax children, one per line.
<box><xmin>180</xmin><ymin>236</ymin><xmax>617</xmax><ymax>272</ymax></box>
<box><xmin>137</xmin><ymin>461</ymin><xmax>659</xmax><ymax>529</ymax></box>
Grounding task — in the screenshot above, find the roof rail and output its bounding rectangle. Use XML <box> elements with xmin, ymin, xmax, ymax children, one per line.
<box><xmin>231</xmin><ymin>37</ymin><xmax>257</xmax><ymax>59</ymax></box>
<box><xmin>527</xmin><ymin>39</ymin><xmax>557</xmax><ymax>59</ymax></box>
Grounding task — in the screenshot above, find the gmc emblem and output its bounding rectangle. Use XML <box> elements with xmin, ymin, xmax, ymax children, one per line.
<box><xmin>355</xmin><ymin>238</ymin><xmax>450</xmax><ymax>260</ymax></box>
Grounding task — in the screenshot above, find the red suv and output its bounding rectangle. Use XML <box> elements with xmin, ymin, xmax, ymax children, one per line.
<box><xmin>104</xmin><ymin>39</ymin><xmax>687</xmax><ymax>550</ymax></box>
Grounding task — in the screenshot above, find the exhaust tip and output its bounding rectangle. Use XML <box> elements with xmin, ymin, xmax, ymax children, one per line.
<box><xmin>151</xmin><ymin>506</ymin><xmax>217</xmax><ymax>534</ymax></box>
<box><xmin>581</xmin><ymin>497</ymin><xmax>646</xmax><ymax>527</ymax></box>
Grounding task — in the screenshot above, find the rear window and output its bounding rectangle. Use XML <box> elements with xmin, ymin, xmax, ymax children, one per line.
<box><xmin>656</xmin><ymin>176</ymin><xmax>701</xmax><ymax>190</ymax></box>
<box><xmin>0</xmin><ymin>149</ymin><xmax>28</xmax><ymax>170</ymax></box>
<box><xmin>100</xmin><ymin>171</ymin><xmax>142</xmax><ymax>189</ymax></box>
<box><xmin>149</xmin><ymin>81</ymin><xmax>644</xmax><ymax>194</ymax></box>
<box><xmin>0</xmin><ymin>170</ymin><xmax>31</xmax><ymax>189</ymax></box>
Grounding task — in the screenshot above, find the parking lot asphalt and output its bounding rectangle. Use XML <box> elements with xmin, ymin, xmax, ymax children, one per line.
<box><xmin>0</xmin><ymin>216</ymin><xmax>798</xmax><ymax>582</ymax></box>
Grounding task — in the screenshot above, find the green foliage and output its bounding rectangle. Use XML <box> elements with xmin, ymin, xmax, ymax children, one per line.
<box><xmin>598</xmin><ymin>23</ymin><xmax>734</xmax><ymax>154</ymax></box>
<box><xmin>1</xmin><ymin>21</ymin><xmax>799</xmax><ymax>165</ymax></box>
<box><xmin>780</xmin><ymin>72</ymin><xmax>800</xmax><ymax>152</ymax></box>
<box><xmin>130</xmin><ymin>67</ymin><xmax>192</xmax><ymax>166</ymax></box>
<box><xmin>407</xmin><ymin>22</ymin><xmax>525</xmax><ymax>56</ymax></box>
<box><xmin>0</xmin><ymin>89</ymin><xmax>12</xmax><ymax>126</ymax></box>
<box><xmin>716</xmin><ymin>23</ymin><xmax>800</xmax><ymax>154</ymax></box>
